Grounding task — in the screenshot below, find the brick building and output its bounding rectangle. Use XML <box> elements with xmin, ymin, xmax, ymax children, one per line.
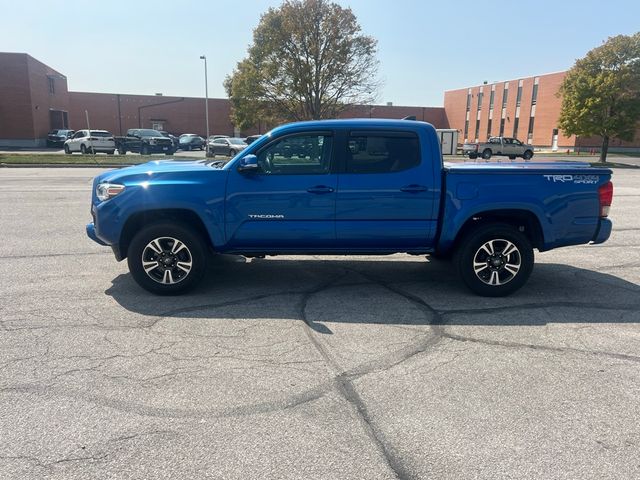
<box><xmin>0</xmin><ymin>52</ymin><xmax>71</xmax><ymax>147</ymax></box>
<box><xmin>0</xmin><ymin>53</ymin><xmax>447</xmax><ymax>147</ymax></box>
<box><xmin>1</xmin><ymin>52</ymin><xmax>638</xmax><ymax>151</ymax></box>
<box><xmin>444</xmin><ymin>71</ymin><xmax>640</xmax><ymax>152</ymax></box>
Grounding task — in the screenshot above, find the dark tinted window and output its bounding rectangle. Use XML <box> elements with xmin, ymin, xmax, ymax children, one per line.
<box><xmin>138</xmin><ymin>129</ymin><xmax>162</xmax><ymax>137</ymax></box>
<box><xmin>90</xmin><ymin>131</ymin><xmax>111</xmax><ymax>137</ymax></box>
<box><xmin>258</xmin><ymin>134</ymin><xmax>332</xmax><ymax>175</ymax></box>
<box><xmin>346</xmin><ymin>133</ymin><xmax>419</xmax><ymax>174</ymax></box>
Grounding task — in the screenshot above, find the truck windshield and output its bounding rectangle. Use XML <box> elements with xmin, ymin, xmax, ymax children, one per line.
<box><xmin>137</xmin><ymin>129</ymin><xmax>162</xmax><ymax>137</ymax></box>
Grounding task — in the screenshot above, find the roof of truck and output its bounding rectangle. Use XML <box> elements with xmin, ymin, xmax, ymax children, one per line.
<box><xmin>270</xmin><ymin>118</ymin><xmax>435</xmax><ymax>131</ymax></box>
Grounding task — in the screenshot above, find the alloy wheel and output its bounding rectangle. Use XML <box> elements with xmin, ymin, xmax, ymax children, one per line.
<box><xmin>473</xmin><ymin>238</ymin><xmax>521</xmax><ymax>286</ymax></box>
<box><xmin>141</xmin><ymin>237</ymin><xmax>193</xmax><ymax>284</ymax></box>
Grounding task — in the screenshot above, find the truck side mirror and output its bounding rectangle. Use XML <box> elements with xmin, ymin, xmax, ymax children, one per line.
<box><xmin>237</xmin><ymin>154</ymin><xmax>259</xmax><ymax>174</ymax></box>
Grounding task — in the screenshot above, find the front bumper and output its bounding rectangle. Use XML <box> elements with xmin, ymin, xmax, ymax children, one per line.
<box><xmin>591</xmin><ymin>218</ymin><xmax>612</xmax><ymax>244</ymax></box>
<box><xmin>86</xmin><ymin>222</ymin><xmax>108</xmax><ymax>246</ymax></box>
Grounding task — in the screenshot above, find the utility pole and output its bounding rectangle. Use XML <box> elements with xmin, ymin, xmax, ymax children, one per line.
<box><xmin>199</xmin><ymin>55</ymin><xmax>210</xmax><ymax>156</ymax></box>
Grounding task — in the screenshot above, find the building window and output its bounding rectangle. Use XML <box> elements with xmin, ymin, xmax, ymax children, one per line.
<box><xmin>487</xmin><ymin>119</ymin><xmax>492</xmax><ymax>137</ymax></box>
<box><xmin>513</xmin><ymin>117</ymin><xmax>519</xmax><ymax>138</ymax></box>
<box><xmin>475</xmin><ymin>118</ymin><xmax>480</xmax><ymax>140</ymax></box>
<box><xmin>466</xmin><ymin>92</ymin><xmax>471</xmax><ymax>112</ymax></box>
<box><xmin>499</xmin><ymin>118</ymin><xmax>505</xmax><ymax>136</ymax></box>
<box><xmin>528</xmin><ymin>116</ymin><xmax>535</xmax><ymax>138</ymax></box>
<box><xmin>502</xmin><ymin>87</ymin><xmax>508</xmax><ymax>108</ymax></box>
<box><xmin>516</xmin><ymin>86</ymin><xmax>522</xmax><ymax>107</ymax></box>
<box><xmin>464</xmin><ymin>119</ymin><xmax>469</xmax><ymax>137</ymax></box>
<box><xmin>47</xmin><ymin>76</ymin><xmax>55</xmax><ymax>94</ymax></box>
<box><xmin>531</xmin><ymin>84</ymin><xmax>538</xmax><ymax>105</ymax></box>
<box><xmin>477</xmin><ymin>92</ymin><xmax>483</xmax><ymax>110</ymax></box>
<box><xmin>489</xmin><ymin>90</ymin><xmax>495</xmax><ymax>109</ymax></box>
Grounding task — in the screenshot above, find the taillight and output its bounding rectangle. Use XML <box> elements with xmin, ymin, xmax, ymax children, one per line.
<box><xmin>598</xmin><ymin>181</ymin><xmax>613</xmax><ymax>217</ymax></box>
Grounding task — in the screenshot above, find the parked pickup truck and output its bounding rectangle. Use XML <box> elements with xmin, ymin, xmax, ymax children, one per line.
<box><xmin>463</xmin><ymin>136</ymin><xmax>534</xmax><ymax>161</ymax></box>
<box><xmin>87</xmin><ymin>119</ymin><xmax>613</xmax><ymax>297</ymax></box>
<box><xmin>115</xmin><ymin>129</ymin><xmax>175</xmax><ymax>155</ymax></box>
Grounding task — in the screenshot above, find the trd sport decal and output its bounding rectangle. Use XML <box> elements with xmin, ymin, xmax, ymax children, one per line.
<box><xmin>543</xmin><ymin>174</ymin><xmax>599</xmax><ymax>184</ymax></box>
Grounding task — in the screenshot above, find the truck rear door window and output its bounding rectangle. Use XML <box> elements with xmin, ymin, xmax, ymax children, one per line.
<box><xmin>346</xmin><ymin>133</ymin><xmax>419</xmax><ymax>174</ymax></box>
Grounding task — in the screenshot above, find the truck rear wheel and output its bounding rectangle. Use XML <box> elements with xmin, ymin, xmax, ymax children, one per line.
<box><xmin>454</xmin><ymin>223</ymin><xmax>534</xmax><ymax>297</ymax></box>
<box><xmin>482</xmin><ymin>149</ymin><xmax>492</xmax><ymax>160</ymax></box>
<box><xmin>127</xmin><ymin>222</ymin><xmax>208</xmax><ymax>295</ymax></box>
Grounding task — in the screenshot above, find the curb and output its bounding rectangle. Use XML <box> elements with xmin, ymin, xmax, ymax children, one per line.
<box><xmin>0</xmin><ymin>163</ymin><xmax>137</xmax><ymax>168</ymax></box>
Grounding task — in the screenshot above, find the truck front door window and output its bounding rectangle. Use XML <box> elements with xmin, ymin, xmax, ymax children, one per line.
<box><xmin>258</xmin><ymin>134</ymin><xmax>332</xmax><ymax>175</ymax></box>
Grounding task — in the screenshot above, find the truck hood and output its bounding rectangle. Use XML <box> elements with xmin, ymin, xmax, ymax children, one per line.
<box><xmin>97</xmin><ymin>159</ymin><xmax>221</xmax><ymax>184</ymax></box>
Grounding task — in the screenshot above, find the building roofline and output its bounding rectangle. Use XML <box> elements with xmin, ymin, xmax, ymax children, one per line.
<box><xmin>443</xmin><ymin>69</ymin><xmax>568</xmax><ymax>93</ymax></box>
<box><xmin>0</xmin><ymin>51</ymin><xmax>67</xmax><ymax>79</ymax></box>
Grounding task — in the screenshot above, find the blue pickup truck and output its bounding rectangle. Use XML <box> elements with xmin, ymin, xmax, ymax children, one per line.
<box><xmin>87</xmin><ymin>119</ymin><xmax>613</xmax><ymax>296</ymax></box>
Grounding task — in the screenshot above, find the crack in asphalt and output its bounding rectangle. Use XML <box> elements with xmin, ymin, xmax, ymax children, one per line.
<box><xmin>4</xmin><ymin>261</ymin><xmax>640</xmax><ymax>479</ymax></box>
<box><xmin>0</xmin><ymin>251</ymin><xmax>108</xmax><ymax>260</ymax></box>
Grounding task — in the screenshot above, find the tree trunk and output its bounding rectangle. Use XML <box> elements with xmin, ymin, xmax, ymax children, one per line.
<box><xmin>599</xmin><ymin>135</ymin><xmax>609</xmax><ymax>163</ymax></box>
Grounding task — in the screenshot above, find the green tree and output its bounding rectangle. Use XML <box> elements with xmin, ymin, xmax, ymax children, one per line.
<box><xmin>224</xmin><ymin>0</ymin><xmax>379</xmax><ymax>131</ymax></box>
<box><xmin>558</xmin><ymin>33</ymin><xmax>640</xmax><ymax>163</ymax></box>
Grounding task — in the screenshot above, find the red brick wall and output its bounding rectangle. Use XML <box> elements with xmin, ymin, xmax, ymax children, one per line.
<box><xmin>342</xmin><ymin>104</ymin><xmax>448</xmax><ymax>127</ymax></box>
<box><xmin>0</xmin><ymin>53</ymin><xmax>35</xmax><ymax>140</ymax></box>
<box><xmin>68</xmin><ymin>92</ymin><xmax>236</xmax><ymax>137</ymax></box>
<box><xmin>444</xmin><ymin>72</ymin><xmax>581</xmax><ymax>148</ymax></box>
<box><xmin>26</xmin><ymin>55</ymin><xmax>70</xmax><ymax>140</ymax></box>
<box><xmin>66</xmin><ymin>93</ymin><xmax>448</xmax><ymax>138</ymax></box>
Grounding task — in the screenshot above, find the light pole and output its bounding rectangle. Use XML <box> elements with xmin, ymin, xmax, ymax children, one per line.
<box><xmin>199</xmin><ymin>55</ymin><xmax>210</xmax><ymax>154</ymax></box>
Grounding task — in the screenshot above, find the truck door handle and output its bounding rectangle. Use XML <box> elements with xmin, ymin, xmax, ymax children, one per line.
<box><xmin>400</xmin><ymin>184</ymin><xmax>427</xmax><ymax>193</ymax></box>
<box><xmin>307</xmin><ymin>185</ymin><xmax>334</xmax><ymax>194</ymax></box>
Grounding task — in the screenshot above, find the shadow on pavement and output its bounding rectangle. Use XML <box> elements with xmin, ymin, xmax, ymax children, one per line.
<box><xmin>105</xmin><ymin>255</ymin><xmax>640</xmax><ymax>328</ymax></box>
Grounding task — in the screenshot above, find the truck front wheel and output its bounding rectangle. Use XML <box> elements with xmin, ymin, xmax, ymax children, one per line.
<box><xmin>127</xmin><ymin>222</ymin><xmax>208</xmax><ymax>295</ymax></box>
<box><xmin>454</xmin><ymin>223</ymin><xmax>534</xmax><ymax>297</ymax></box>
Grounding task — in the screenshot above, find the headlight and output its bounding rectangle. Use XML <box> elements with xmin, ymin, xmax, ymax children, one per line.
<box><xmin>149</xmin><ymin>139</ymin><xmax>156</xmax><ymax>145</ymax></box>
<box><xmin>96</xmin><ymin>183</ymin><xmax>125</xmax><ymax>201</ymax></box>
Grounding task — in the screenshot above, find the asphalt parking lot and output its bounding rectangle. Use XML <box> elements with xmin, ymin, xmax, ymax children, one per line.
<box><xmin>1</xmin><ymin>167</ymin><xmax>639</xmax><ymax>479</ymax></box>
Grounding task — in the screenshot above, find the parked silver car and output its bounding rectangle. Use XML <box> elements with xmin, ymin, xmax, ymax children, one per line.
<box><xmin>463</xmin><ymin>136</ymin><xmax>534</xmax><ymax>160</ymax></box>
<box><xmin>208</xmin><ymin>137</ymin><xmax>248</xmax><ymax>157</ymax></box>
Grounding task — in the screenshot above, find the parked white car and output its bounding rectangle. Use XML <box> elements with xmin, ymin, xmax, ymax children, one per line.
<box><xmin>64</xmin><ymin>130</ymin><xmax>116</xmax><ymax>154</ymax></box>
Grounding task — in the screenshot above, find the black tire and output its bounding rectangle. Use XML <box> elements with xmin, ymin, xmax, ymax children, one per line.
<box><xmin>141</xmin><ymin>145</ymin><xmax>149</xmax><ymax>155</ymax></box>
<box><xmin>118</xmin><ymin>145</ymin><xmax>127</xmax><ymax>155</ymax></box>
<box><xmin>523</xmin><ymin>150</ymin><xmax>533</xmax><ymax>160</ymax></box>
<box><xmin>481</xmin><ymin>149</ymin><xmax>492</xmax><ymax>160</ymax></box>
<box><xmin>81</xmin><ymin>144</ymin><xmax>88</xmax><ymax>155</ymax></box>
<box><xmin>107</xmin><ymin>150</ymin><xmax>114</xmax><ymax>155</ymax></box>
<box><xmin>229</xmin><ymin>149</ymin><xmax>236</xmax><ymax>157</ymax></box>
<box><xmin>454</xmin><ymin>223</ymin><xmax>534</xmax><ymax>297</ymax></box>
<box><xmin>64</xmin><ymin>144</ymin><xmax>71</xmax><ymax>155</ymax></box>
<box><xmin>127</xmin><ymin>222</ymin><xmax>208</xmax><ymax>295</ymax></box>
<box><xmin>508</xmin><ymin>155</ymin><xmax>516</xmax><ymax>160</ymax></box>
<box><xmin>468</xmin><ymin>154</ymin><xmax>478</xmax><ymax>160</ymax></box>
<box><xmin>165</xmin><ymin>149</ymin><xmax>175</xmax><ymax>156</ymax></box>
